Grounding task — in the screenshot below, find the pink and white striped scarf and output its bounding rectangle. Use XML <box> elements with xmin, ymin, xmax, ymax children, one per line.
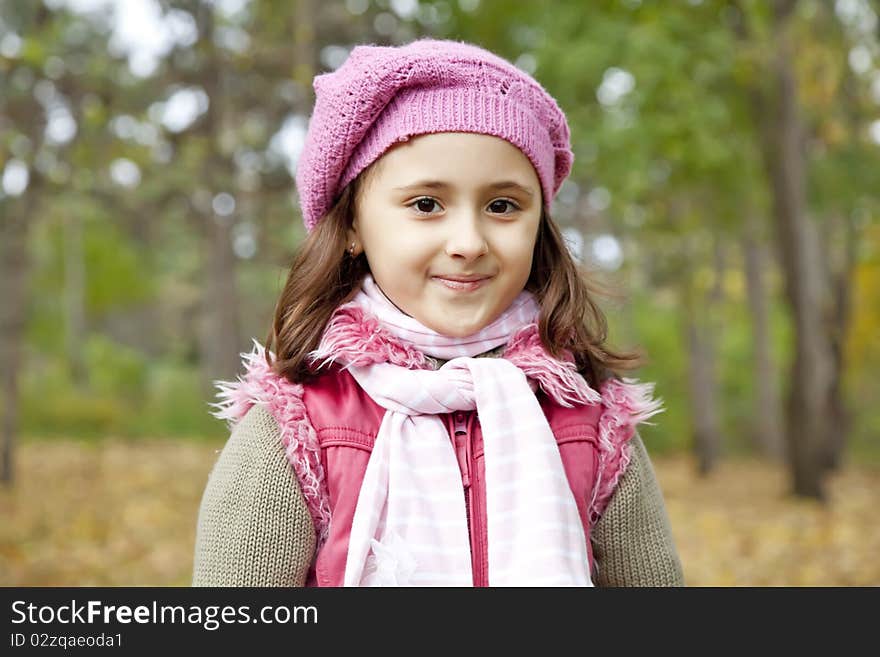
<box><xmin>342</xmin><ymin>275</ymin><xmax>594</xmax><ymax>586</ymax></box>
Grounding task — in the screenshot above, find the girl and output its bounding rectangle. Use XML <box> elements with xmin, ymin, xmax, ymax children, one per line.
<box><xmin>193</xmin><ymin>38</ymin><xmax>683</xmax><ymax>587</ymax></box>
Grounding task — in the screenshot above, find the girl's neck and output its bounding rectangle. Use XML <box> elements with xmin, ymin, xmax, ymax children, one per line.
<box><xmin>426</xmin><ymin>343</ymin><xmax>507</xmax><ymax>370</ymax></box>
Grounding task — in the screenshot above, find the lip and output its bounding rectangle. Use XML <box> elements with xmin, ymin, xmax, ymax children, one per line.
<box><xmin>431</xmin><ymin>275</ymin><xmax>492</xmax><ymax>292</ymax></box>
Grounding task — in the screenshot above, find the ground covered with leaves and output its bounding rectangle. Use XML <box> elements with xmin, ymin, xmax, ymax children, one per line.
<box><xmin>1</xmin><ymin>439</ymin><xmax>877</xmax><ymax>586</ymax></box>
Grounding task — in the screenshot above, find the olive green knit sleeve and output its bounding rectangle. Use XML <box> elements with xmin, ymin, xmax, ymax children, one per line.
<box><xmin>192</xmin><ymin>403</ymin><xmax>316</xmax><ymax>586</ymax></box>
<box><xmin>590</xmin><ymin>433</ymin><xmax>685</xmax><ymax>587</ymax></box>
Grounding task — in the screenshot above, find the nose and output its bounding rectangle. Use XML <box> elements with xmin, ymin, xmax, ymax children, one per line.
<box><xmin>444</xmin><ymin>211</ymin><xmax>489</xmax><ymax>261</ymax></box>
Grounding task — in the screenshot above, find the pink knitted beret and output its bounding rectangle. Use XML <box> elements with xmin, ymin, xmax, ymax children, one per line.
<box><xmin>295</xmin><ymin>38</ymin><xmax>574</xmax><ymax>232</ymax></box>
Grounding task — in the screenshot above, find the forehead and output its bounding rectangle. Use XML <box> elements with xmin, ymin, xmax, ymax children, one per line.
<box><xmin>364</xmin><ymin>132</ymin><xmax>539</xmax><ymax>188</ymax></box>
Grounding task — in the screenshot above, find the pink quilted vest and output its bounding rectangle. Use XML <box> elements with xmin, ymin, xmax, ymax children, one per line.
<box><xmin>213</xmin><ymin>305</ymin><xmax>663</xmax><ymax>587</ymax></box>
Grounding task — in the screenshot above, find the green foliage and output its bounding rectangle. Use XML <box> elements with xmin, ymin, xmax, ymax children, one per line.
<box><xmin>20</xmin><ymin>346</ymin><xmax>224</xmax><ymax>441</ymax></box>
<box><xmin>27</xmin><ymin>203</ymin><xmax>153</xmax><ymax>310</ymax></box>
<box><xmin>84</xmin><ymin>222</ymin><xmax>154</xmax><ymax>314</ymax></box>
<box><xmin>612</xmin><ymin>269</ymin><xmax>795</xmax><ymax>458</ymax></box>
<box><xmin>84</xmin><ymin>334</ymin><xmax>148</xmax><ymax>400</ymax></box>
<box><xmin>609</xmin><ymin>290</ymin><xmax>689</xmax><ymax>454</ymax></box>
<box><xmin>131</xmin><ymin>363</ymin><xmax>226</xmax><ymax>440</ymax></box>
<box><xmin>20</xmin><ymin>361</ymin><xmax>126</xmax><ymax>440</ymax></box>
<box><xmin>715</xmin><ymin>287</ymin><xmax>793</xmax><ymax>456</ymax></box>
<box><xmin>4</xmin><ymin>0</ymin><xmax>878</xmax><ymax>471</ymax></box>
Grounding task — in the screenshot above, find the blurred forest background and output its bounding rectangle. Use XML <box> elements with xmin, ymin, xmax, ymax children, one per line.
<box><xmin>1</xmin><ymin>0</ymin><xmax>878</xmax><ymax>586</ymax></box>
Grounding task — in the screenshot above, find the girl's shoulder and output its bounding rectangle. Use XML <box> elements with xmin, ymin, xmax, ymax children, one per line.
<box><xmin>586</xmin><ymin>375</ymin><xmax>664</xmax><ymax>523</ymax></box>
<box><xmin>211</xmin><ymin>340</ymin><xmax>306</xmax><ymax>429</ymax></box>
<box><xmin>211</xmin><ymin>341</ymin><xmax>333</xmax><ymax>545</ymax></box>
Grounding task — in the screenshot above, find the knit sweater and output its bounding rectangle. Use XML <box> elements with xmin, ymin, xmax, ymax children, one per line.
<box><xmin>192</xmin><ymin>403</ymin><xmax>685</xmax><ymax>587</ymax></box>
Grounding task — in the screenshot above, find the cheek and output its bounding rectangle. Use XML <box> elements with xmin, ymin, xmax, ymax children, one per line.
<box><xmin>374</xmin><ymin>226</ymin><xmax>432</xmax><ymax>260</ymax></box>
<box><xmin>365</xmin><ymin>229</ymin><xmax>433</xmax><ymax>280</ymax></box>
<box><xmin>498</xmin><ymin>225</ymin><xmax>539</xmax><ymax>266</ymax></box>
<box><xmin>394</xmin><ymin>230</ymin><xmax>430</xmax><ymax>253</ymax></box>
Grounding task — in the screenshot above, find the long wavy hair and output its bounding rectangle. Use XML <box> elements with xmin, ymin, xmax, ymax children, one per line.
<box><xmin>266</xmin><ymin>171</ymin><xmax>644</xmax><ymax>387</ymax></box>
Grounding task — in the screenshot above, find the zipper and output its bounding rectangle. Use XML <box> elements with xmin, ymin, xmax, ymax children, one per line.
<box><xmin>471</xmin><ymin>452</ymin><xmax>486</xmax><ymax>587</ymax></box>
<box><xmin>451</xmin><ymin>410</ymin><xmax>482</xmax><ymax>585</ymax></box>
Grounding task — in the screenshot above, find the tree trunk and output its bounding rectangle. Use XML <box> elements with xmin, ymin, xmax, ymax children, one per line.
<box><xmin>817</xmin><ymin>21</ymin><xmax>874</xmax><ymax>472</ymax></box>
<box><xmin>681</xmin><ymin>233</ymin><xmax>724</xmax><ymax>476</ymax></box>
<box><xmin>0</xmin><ymin>201</ymin><xmax>31</xmax><ymax>486</ymax></box>
<box><xmin>1</xmin><ymin>4</ymin><xmax>51</xmax><ymax>486</ymax></box>
<box><xmin>202</xmin><ymin>214</ymin><xmax>242</xmax><ymax>382</ymax></box>
<box><xmin>742</xmin><ymin>217</ymin><xmax>785</xmax><ymax>459</ymax></box>
<box><xmin>819</xmin><ymin>212</ymin><xmax>856</xmax><ymax>471</ymax></box>
<box><xmin>758</xmin><ymin>1</ymin><xmax>835</xmax><ymax>500</ymax></box>
<box><xmin>294</xmin><ymin>0</ymin><xmax>317</xmax><ymax>97</ymax></box>
<box><xmin>63</xmin><ymin>212</ymin><xmax>87</xmax><ymax>384</ymax></box>
<box><xmin>685</xmin><ymin>310</ymin><xmax>723</xmax><ymax>475</ymax></box>
<box><xmin>195</xmin><ymin>4</ymin><xmax>242</xmax><ymax>387</ymax></box>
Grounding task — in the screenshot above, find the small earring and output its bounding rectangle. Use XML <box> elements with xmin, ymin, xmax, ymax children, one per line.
<box><xmin>348</xmin><ymin>242</ymin><xmax>357</xmax><ymax>256</ymax></box>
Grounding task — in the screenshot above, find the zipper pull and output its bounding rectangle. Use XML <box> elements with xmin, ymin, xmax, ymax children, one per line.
<box><xmin>452</xmin><ymin>412</ymin><xmax>470</xmax><ymax>488</ymax></box>
<box><xmin>453</xmin><ymin>411</ymin><xmax>468</xmax><ymax>436</ymax></box>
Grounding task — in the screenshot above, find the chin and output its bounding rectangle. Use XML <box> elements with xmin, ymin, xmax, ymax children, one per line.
<box><xmin>420</xmin><ymin>310</ymin><xmax>488</xmax><ymax>338</ymax></box>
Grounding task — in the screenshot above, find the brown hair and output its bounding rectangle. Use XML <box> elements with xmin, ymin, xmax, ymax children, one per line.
<box><xmin>267</xmin><ymin>174</ymin><xmax>644</xmax><ymax>387</ymax></box>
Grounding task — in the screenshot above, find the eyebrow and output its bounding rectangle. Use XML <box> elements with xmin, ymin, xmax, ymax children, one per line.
<box><xmin>392</xmin><ymin>180</ymin><xmax>535</xmax><ymax>197</ymax></box>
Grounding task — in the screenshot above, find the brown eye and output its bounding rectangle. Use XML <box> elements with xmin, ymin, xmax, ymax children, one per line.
<box><xmin>412</xmin><ymin>197</ymin><xmax>440</xmax><ymax>214</ymax></box>
<box><xmin>488</xmin><ymin>199</ymin><xmax>518</xmax><ymax>214</ymax></box>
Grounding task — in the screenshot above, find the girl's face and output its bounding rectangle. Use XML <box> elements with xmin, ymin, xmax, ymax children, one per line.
<box><xmin>349</xmin><ymin>132</ymin><xmax>542</xmax><ymax>338</ymax></box>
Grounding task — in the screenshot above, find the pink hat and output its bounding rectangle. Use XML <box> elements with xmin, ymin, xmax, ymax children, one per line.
<box><xmin>295</xmin><ymin>38</ymin><xmax>574</xmax><ymax>232</ymax></box>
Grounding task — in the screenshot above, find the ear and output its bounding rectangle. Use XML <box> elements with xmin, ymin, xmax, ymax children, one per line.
<box><xmin>346</xmin><ymin>220</ymin><xmax>361</xmax><ymax>256</ymax></box>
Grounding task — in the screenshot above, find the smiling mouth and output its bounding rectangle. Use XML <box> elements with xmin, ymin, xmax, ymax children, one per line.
<box><xmin>431</xmin><ymin>275</ymin><xmax>492</xmax><ymax>292</ymax></box>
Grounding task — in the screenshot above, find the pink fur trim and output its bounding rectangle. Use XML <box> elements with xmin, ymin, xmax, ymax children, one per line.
<box><xmin>307</xmin><ymin>303</ymin><xmax>430</xmax><ymax>371</ymax></box>
<box><xmin>589</xmin><ymin>377</ymin><xmax>665</xmax><ymax>524</ymax></box>
<box><xmin>503</xmin><ymin>324</ymin><xmax>602</xmax><ymax>407</ymax></box>
<box><xmin>312</xmin><ymin>304</ymin><xmax>598</xmax><ymax>408</ymax></box>
<box><xmin>211</xmin><ymin>340</ymin><xmax>332</xmax><ymax>549</ymax></box>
